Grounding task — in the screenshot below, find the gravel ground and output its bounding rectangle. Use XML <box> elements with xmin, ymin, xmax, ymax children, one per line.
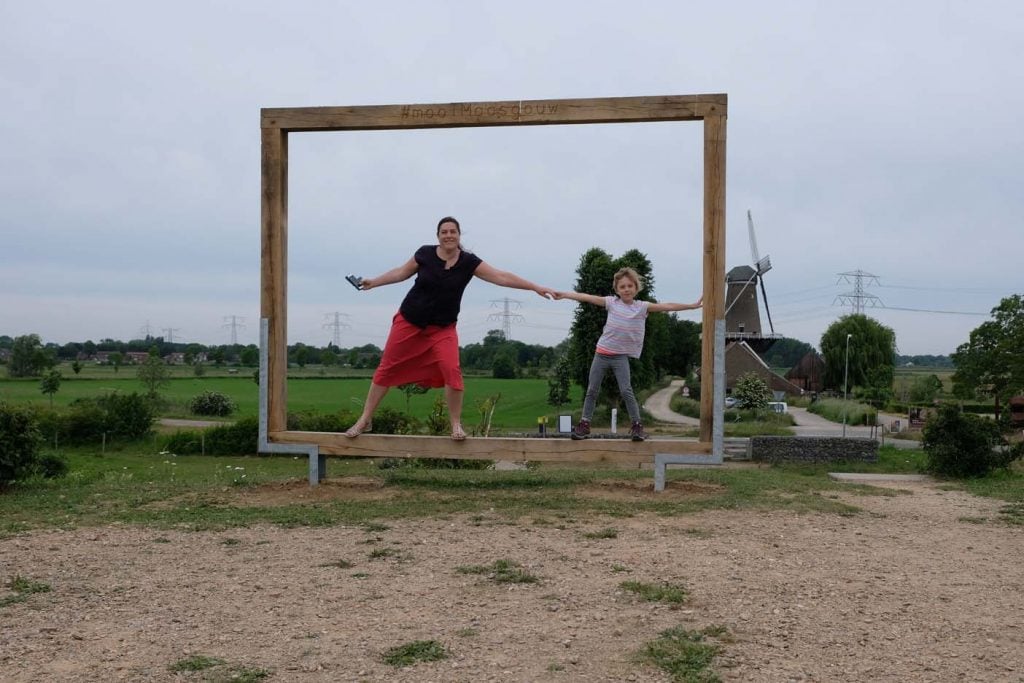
<box><xmin>2</xmin><ymin>477</ymin><xmax>1022</xmax><ymax>682</ymax></box>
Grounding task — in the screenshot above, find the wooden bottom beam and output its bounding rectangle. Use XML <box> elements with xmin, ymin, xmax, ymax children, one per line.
<box><xmin>268</xmin><ymin>431</ymin><xmax>713</xmax><ymax>465</ymax></box>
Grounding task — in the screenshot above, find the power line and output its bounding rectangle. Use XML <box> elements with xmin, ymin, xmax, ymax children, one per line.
<box><xmin>161</xmin><ymin>327</ymin><xmax>181</xmax><ymax>343</ymax></box>
<box><xmin>834</xmin><ymin>269</ymin><xmax>883</xmax><ymax>313</ymax></box>
<box><xmin>323</xmin><ymin>312</ymin><xmax>351</xmax><ymax>347</ymax></box>
<box><xmin>876</xmin><ymin>305</ymin><xmax>987</xmax><ymax>316</ymax></box>
<box><xmin>222</xmin><ymin>315</ymin><xmax>246</xmax><ymax>345</ymax></box>
<box><xmin>487</xmin><ymin>298</ymin><xmax>525</xmax><ymax>341</ymax></box>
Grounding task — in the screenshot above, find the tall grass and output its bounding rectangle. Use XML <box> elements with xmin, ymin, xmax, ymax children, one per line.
<box><xmin>807</xmin><ymin>398</ymin><xmax>877</xmax><ymax>426</ymax></box>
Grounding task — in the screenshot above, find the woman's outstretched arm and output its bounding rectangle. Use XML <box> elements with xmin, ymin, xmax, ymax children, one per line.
<box><xmin>473</xmin><ymin>262</ymin><xmax>554</xmax><ymax>299</ymax></box>
<box><xmin>359</xmin><ymin>257</ymin><xmax>418</xmax><ymax>290</ymax></box>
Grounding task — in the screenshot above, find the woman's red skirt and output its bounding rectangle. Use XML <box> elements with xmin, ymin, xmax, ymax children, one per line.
<box><xmin>372</xmin><ymin>312</ymin><xmax>463</xmax><ymax>390</ymax></box>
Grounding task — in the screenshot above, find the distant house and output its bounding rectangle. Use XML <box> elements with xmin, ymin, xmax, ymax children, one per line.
<box><xmin>724</xmin><ymin>341</ymin><xmax>804</xmax><ymax>396</ymax></box>
<box><xmin>124</xmin><ymin>352</ymin><xmax>150</xmax><ymax>364</ymax></box>
<box><xmin>165</xmin><ymin>352</ymin><xmax>185</xmax><ymax>365</ymax></box>
<box><xmin>785</xmin><ymin>351</ymin><xmax>826</xmax><ymax>393</ymax></box>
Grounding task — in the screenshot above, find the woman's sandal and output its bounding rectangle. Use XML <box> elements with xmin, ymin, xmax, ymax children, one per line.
<box><xmin>344</xmin><ymin>420</ymin><xmax>372</xmax><ymax>438</ymax></box>
<box><xmin>450</xmin><ymin>423</ymin><xmax>467</xmax><ymax>441</ymax></box>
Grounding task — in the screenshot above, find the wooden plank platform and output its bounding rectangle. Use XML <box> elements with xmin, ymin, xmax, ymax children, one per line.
<box><xmin>268</xmin><ymin>431</ymin><xmax>713</xmax><ymax>465</ymax></box>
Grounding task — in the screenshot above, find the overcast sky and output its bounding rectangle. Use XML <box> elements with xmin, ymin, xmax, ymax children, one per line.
<box><xmin>3</xmin><ymin>1</ymin><xmax>1021</xmax><ymax>356</ymax></box>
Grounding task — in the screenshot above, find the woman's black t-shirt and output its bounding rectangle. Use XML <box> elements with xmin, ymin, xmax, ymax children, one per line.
<box><xmin>399</xmin><ymin>245</ymin><xmax>483</xmax><ymax>328</ymax></box>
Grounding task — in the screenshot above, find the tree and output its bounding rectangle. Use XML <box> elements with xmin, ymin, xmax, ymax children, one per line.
<box><xmin>40</xmin><ymin>369</ymin><xmax>62</xmax><ymax>407</ymax></box>
<box><xmin>951</xmin><ymin>294</ymin><xmax>1024</xmax><ymax>418</ymax></box>
<box><xmin>109</xmin><ymin>351</ymin><xmax>123</xmax><ymax>373</ymax></box>
<box><xmin>7</xmin><ymin>334</ymin><xmax>55</xmax><ymax>378</ymax></box>
<box><xmin>655</xmin><ymin>316</ymin><xmax>701</xmax><ymax>378</ymax></box>
<box><xmin>492</xmin><ymin>349</ymin><xmax>517</xmax><ymax>379</ymax></box>
<box><xmin>547</xmin><ymin>355</ymin><xmax>572</xmax><ymax>408</ymax></box>
<box><xmin>908</xmin><ymin>374</ymin><xmax>943</xmax><ymax>404</ymax></box>
<box><xmin>71</xmin><ymin>360</ymin><xmax>83</xmax><ymax>375</ymax></box>
<box><xmin>240</xmin><ymin>345</ymin><xmax>259</xmax><ymax>367</ymax></box>
<box><xmin>820</xmin><ymin>315</ymin><xmax>896</xmax><ymax>394</ymax></box>
<box><xmin>184</xmin><ymin>343</ymin><xmax>203</xmax><ymax>366</ymax></box>
<box><xmin>761</xmin><ymin>337</ymin><xmax>816</xmax><ymax>369</ymax></box>
<box><xmin>733</xmin><ymin>372</ymin><xmax>771</xmax><ymax>413</ymax></box>
<box><xmin>137</xmin><ymin>348</ymin><xmax>170</xmax><ymax>399</ymax></box>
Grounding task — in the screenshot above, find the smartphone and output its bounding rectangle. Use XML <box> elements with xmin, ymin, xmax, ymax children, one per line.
<box><xmin>345</xmin><ymin>274</ymin><xmax>364</xmax><ymax>290</ymax></box>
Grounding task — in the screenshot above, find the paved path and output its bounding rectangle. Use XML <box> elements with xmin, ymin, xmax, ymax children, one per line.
<box><xmin>644</xmin><ymin>382</ymin><xmax>919</xmax><ymax>448</ymax></box>
<box><xmin>643</xmin><ymin>379</ymin><xmax>699</xmax><ymax>426</ymax></box>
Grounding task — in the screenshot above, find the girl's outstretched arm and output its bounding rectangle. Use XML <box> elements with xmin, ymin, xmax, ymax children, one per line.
<box><xmin>647</xmin><ymin>296</ymin><xmax>703</xmax><ymax>313</ymax></box>
<box><xmin>553</xmin><ymin>291</ymin><xmax>607</xmax><ymax>307</ymax></box>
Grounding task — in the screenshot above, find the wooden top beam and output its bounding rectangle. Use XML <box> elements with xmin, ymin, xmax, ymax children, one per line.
<box><xmin>269</xmin><ymin>431</ymin><xmax>713</xmax><ymax>463</ymax></box>
<box><xmin>261</xmin><ymin>94</ymin><xmax>727</xmax><ymax>132</ymax></box>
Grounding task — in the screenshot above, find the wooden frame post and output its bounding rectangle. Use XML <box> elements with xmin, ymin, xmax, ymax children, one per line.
<box><xmin>700</xmin><ymin>113</ymin><xmax>727</xmax><ymax>442</ymax></box>
<box><xmin>259</xmin><ymin>94</ymin><xmax>727</xmax><ymax>463</ymax></box>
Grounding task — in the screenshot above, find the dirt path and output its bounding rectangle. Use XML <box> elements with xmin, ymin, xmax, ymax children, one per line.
<box><xmin>2</xmin><ymin>480</ymin><xmax>1021</xmax><ymax>682</ymax></box>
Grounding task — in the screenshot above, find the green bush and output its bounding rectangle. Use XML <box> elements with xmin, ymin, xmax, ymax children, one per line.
<box><xmin>203</xmin><ymin>417</ymin><xmax>260</xmax><ymax>455</ymax></box>
<box><xmin>187</xmin><ymin>390</ymin><xmax>236</xmax><ymax>417</ymax></box>
<box><xmin>162</xmin><ymin>430</ymin><xmax>204</xmax><ymax>454</ymax></box>
<box><xmin>372</xmin><ymin>407</ymin><xmax>419</xmax><ymax>435</ymax></box>
<box><xmin>35</xmin><ymin>392</ymin><xmax>154</xmax><ymax>446</ymax></box>
<box><xmin>922</xmin><ymin>403</ymin><xmax>1018</xmax><ymax>478</ymax></box>
<box><xmin>0</xmin><ymin>402</ymin><xmax>44</xmax><ymax>485</ymax></box>
<box><xmin>48</xmin><ymin>400</ymin><xmax>106</xmax><ymax>445</ymax></box>
<box><xmin>98</xmin><ymin>392</ymin><xmax>155</xmax><ymax>440</ymax></box>
<box><xmin>287</xmin><ymin>410</ymin><xmax>357</xmax><ymax>432</ymax></box>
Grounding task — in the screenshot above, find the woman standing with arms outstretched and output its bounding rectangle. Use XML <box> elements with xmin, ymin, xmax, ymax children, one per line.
<box><xmin>345</xmin><ymin>216</ymin><xmax>555</xmax><ymax>440</ymax></box>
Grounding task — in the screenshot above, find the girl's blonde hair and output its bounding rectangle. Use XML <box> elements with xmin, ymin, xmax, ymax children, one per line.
<box><xmin>613</xmin><ymin>267</ymin><xmax>643</xmax><ymax>293</ymax></box>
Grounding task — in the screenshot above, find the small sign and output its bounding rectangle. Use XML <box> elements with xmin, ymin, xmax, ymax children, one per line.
<box><xmin>558</xmin><ymin>415</ymin><xmax>573</xmax><ymax>433</ymax></box>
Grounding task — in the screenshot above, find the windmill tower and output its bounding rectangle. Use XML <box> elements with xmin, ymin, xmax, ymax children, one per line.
<box><xmin>724</xmin><ymin>210</ymin><xmax>780</xmax><ymax>354</ymax></box>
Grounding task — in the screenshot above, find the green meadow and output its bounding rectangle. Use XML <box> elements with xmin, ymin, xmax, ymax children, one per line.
<box><xmin>0</xmin><ymin>372</ymin><xmax>580</xmax><ymax>432</ymax></box>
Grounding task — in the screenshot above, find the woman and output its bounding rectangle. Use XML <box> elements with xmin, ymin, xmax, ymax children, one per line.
<box><xmin>345</xmin><ymin>216</ymin><xmax>554</xmax><ymax>440</ymax></box>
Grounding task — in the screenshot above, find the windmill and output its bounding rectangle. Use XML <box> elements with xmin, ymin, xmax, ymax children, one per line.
<box><xmin>724</xmin><ymin>210</ymin><xmax>779</xmax><ymax>353</ymax></box>
<box><xmin>746</xmin><ymin>210</ymin><xmax>775</xmax><ymax>335</ymax></box>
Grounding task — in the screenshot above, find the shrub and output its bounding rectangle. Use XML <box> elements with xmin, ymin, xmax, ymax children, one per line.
<box><xmin>0</xmin><ymin>402</ymin><xmax>44</xmax><ymax>485</ymax></box>
<box><xmin>26</xmin><ymin>393</ymin><xmax>153</xmax><ymax>448</ymax></box>
<box><xmin>203</xmin><ymin>417</ymin><xmax>260</xmax><ymax>456</ymax></box>
<box><xmin>55</xmin><ymin>400</ymin><xmax>107</xmax><ymax>445</ymax></box>
<box><xmin>733</xmin><ymin>372</ymin><xmax>771</xmax><ymax>412</ymax></box>
<box><xmin>187</xmin><ymin>391</ymin><xmax>236</xmax><ymax>417</ymax></box>
<box><xmin>373</xmin><ymin>407</ymin><xmax>419</xmax><ymax>435</ymax></box>
<box><xmin>287</xmin><ymin>410</ymin><xmax>357</xmax><ymax>432</ymax></box>
<box><xmin>162</xmin><ymin>430</ymin><xmax>204</xmax><ymax>454</ymax></box>
<box><xmin>922</xmin><ymin>403</ymin><xmax>1018</xmax><ymax>478</ymax></box>
<box><xmin>98</xmin><ymin>392</ymin><xmax>155</xmax><ymax>440</ymax></box>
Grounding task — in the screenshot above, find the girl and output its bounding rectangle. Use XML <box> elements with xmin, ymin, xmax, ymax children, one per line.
<box><xmin>554</xmin><ymin>267</ymin><xmax>701</xmax><ymax>441</ymax></box>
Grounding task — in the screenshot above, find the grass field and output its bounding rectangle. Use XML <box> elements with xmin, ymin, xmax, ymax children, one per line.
<box><xmin>0</xmin><ymin>373</ymin><xmax>583</xmax><ymax>431</ymax></box>
<box><xmin>2</xmin><ymin>444</ymin><xmax>1021</xmax><ymax>540</ymax></box>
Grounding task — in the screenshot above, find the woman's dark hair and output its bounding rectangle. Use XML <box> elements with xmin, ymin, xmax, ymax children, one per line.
<box><xmin>436</xmin><ymin>216</ymin><xmax>460</xmax><ymax>234</ymax></box>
